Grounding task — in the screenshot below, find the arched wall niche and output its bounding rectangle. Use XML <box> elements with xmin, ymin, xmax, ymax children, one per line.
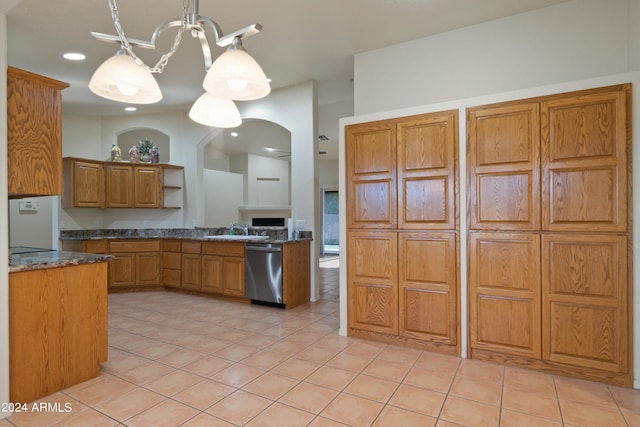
<box><xmin>117</xmin><ymin>128</ymin><xmax>170</xmax><ymax>163</ymax></box>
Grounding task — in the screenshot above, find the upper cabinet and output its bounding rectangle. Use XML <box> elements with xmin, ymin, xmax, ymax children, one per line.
<box><xmin>7</xmin><ymin>66</ymin><xmax>69</xmax><ymax>198</ymax></box>
<box><xmin>62</xmin><ymin>157</ymin><xmax>183</xmax><ymax>209</ymax></box>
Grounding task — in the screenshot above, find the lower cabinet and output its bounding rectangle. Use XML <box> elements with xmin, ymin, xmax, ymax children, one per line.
<box><xmin>162</xmin><ymin>240</ymin><xmax>181</xmax><ymax>287</ymax></box>
<box><xmin>108</xmin><ymin>240</ymin><xmax>161</xmax><ymax>291</ymax></box>
<box><xmin>181</xmin><ymin>241</ymin><xmax>202</xmax><ymax>290</ymax></box>
<box><xmin>347</xmin><ymin>230</ymin><xmax>458</xmax><ymax>354</ymax></box>
<box><xmin>469</xmin><ymin>231</ymin><xmax>630</xmax><ymax>386</ymax></box>
<box><xmin>202</xmin><ymin>242</ymin><xmax>245</xmax><ymax>297</ymax></box>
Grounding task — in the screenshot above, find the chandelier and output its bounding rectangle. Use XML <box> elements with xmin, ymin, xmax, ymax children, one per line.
<box><xmin>88</xmin><ymin>0</ymin><xmax>271</xmax><ymax>128</ymax></box>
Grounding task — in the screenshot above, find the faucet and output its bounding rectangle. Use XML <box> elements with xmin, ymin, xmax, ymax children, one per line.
<box><xmin>229</xmin><ymin>222</ymin><xmax>249</xmax><ymax>235</ymax></box>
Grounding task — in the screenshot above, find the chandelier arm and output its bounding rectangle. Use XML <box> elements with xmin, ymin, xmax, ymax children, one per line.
<box><xmin>193</xmin><ymin>30</ymin><xmax>214</xmax><ymax>70</ymax></box>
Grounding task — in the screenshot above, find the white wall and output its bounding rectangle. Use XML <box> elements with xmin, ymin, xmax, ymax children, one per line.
<box><xmin>245</xmin><ymin>154</ymin><xmax>290</xmax><ymax>207</ymax></box>
<box><xmin>354</xmin><ymin>0</ymin><xmax>630</xmax><ymax>114</ymax></box>
<box><xmin>0</xmin><ymin>10</ymin><xmax>10</xmax><ymax>420</ymax></box>
<box><xmin>344</xmin><ymin>0</ymin><xmax>640</xmax><ymax>388</ymax></box>
<box><xmin>203</xmin><ymin>169</ymin><xmax>243</xmax><ymax>226</ymax></box>
<box><xmin>319</xmin><ymin>159</ymin><xmax>338</xmax><ymax>188</ymax></box>
<box><xmin>9</xmin><ymin>197</ymin><xmax>56</xmax><ymax>248</ymax></box>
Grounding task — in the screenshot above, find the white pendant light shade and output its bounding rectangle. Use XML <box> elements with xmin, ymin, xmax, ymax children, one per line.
<box><xmin>203</xmin><ymin>48</ymin><xmax>270</xmax><ymax>101</ymax></box>
<box><xmin>89</xmin><ymin>51</ymin><xmax>162</xmax><ymax>104</ymax></box>
<box><xmin>189</xmin><ymin>92</ymin><xmax>242</xmax><ymax>128</ymax></box>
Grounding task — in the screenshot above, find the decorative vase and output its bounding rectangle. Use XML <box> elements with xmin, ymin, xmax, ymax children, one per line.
<box><xmin>110</xmin><ymin>143</ymin><xmax>121</xmax><ymax>162</ymax></box>
<box><xmin>140</xmin><ymin>152</ymin><xmax>151</xmax><ymax>163</ymax></box>
<box><xmin>150</xmin><ymin>146</ymin><xmax>159</xmax><ymax>163</ymax></box>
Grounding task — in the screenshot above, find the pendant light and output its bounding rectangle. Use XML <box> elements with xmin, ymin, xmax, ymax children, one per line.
<box><xmin>188</xmin><ymin>92</ymin><xmax>242</xmax><ymax>128</ymax></box>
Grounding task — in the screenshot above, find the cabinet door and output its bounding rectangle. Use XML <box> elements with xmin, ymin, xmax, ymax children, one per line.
<box><xmin>397</xmin><ymin>111</ymin><xmax>457</xmax><ymax>230</ymax></box>
<box><xmin>202</xmin><ymin>255</ymin><xmax>223</xmax><ymax>293</ymax></box>
<box><xmin>7</xmin><ymin>67</ymin><xmax>68</xmax><ymax>197</ymax></box>
<box><xmin>347</xmin><ymin>231</ymin><xmax>398</xmax><ymax>334</ymax></box>
<box><xmin>469</xmin><ymin>232</ymin><xmax>541</xmax><ymax>358</ymax></box>
<box><xmin>346</xmin><ymin>120</ymin><xmax>397</xmax><ymax>228</ymax></box>
<box><xmin>467</xmin><ymin>102</ymin><xmax>541</xmax><ymax>231</ymax></box>
<box><xmin>541</xmin><ymin>86</ymin><xmax>629</xmax><ymax>232</ymax></box>
<box><xmin>398</xmin><ymin>232</ymin><xmax>457</xmax><ymax>346</ymax></box>
<box><xmin>72</xmin><ymin>161</ymin><xmax>104</xmax><ymax>207</ymax></box>
<box><xmin>134</xmin><ymin>166</ymin><xmax>162</xmax><ymax>208</ymax></box>
<box><xmin>542</xmin><ymin>234</ymin><xmax>628</xmax><ymax>373</ymax></box>
<box><xmin>182</xmin><ymin>253</ymin><xmax>202</xmax><ymax>290</ymax></box>
<box><xmin>222</xmin><ymin>256</ymin><xmax>245</xmax><ymax>297</ymax></box>
<box><xmin>109</xmin><ymin>253</ymin><xmax>135</xmax><ymax>287</ymax></box>
<box><xmin>137</xmin><ymin>252</ymin><xmax>160</xmax><ymax>285</ymax></box>
<box><xmin>106</xmin><ymin>165</ymin><xmax>133</xmax><ymax>208</ymax></box>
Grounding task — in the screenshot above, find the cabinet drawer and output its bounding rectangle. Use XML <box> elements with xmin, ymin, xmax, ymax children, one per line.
<box><xmin>163</xmin><ymin>240</ymin><xmax>181</xmax><ymax>252</ymax></box>
<box><xmin>163</xmin><ymin>252</ymin><xmax>181</xmax><ymax>269</ymax></box>
<box><xmin>202</xmin><ymin>242</ymin><xmax>245</xmax><ymax>257</ymax></box>
<box><xmin>163</xmin><ymin>269</ymin><xmax>181</xmax><ymax>286</ymax></box>
<box><xmin>109</xmin><ymin>240</ymin><xmax>160</xmax><ymax>253</ymax></box>
<box><xmin>84</xmin><ymin>239</ymin><xmax>108</xmax><ymax>254</ymax></box>
<box><xmin>182</xmin><ymin>241</ymin><xmax>201</xmax><ymax>254</ymax></box>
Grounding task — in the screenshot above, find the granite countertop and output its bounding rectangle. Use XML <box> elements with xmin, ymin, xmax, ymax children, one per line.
<box><xmin>9</xmin><ymin>247</ymin><xmax>113</xmax><ymax>273</ymax></box>
<box><xmin>59</xmin><ymin>228</ymin><xmax>313</xmax><ymax>244</ymax></box>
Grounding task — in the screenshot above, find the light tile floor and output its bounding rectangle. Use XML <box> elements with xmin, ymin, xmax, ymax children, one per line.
<box><xmin>4</xmin><ymin>257</ymin><xmax>640</xmax><ymax>426</ymax></box>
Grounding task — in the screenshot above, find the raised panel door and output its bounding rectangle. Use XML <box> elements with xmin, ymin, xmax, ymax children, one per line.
<box><xmin>398</xmin><ymin>232</ymin><xmax>457</xmax><ymax>346</ymax></box>
<box><xmin>468</xmin><ymin>102</ymin><xmax>540</xmax><ymax>230</ymax></box>
<box><xmin>222</xmin><ymin>257</ymin><xmax>245</xmax><ymax>297</ymax></box>
<box><xmin>397</xmin><ymin>111</ymin><xmax>457</xmax><ymax>230</ymax></box>
<box><xmin>134</xmin><ymin>166</ymin><xmax>162</xmax><ymax>208</ymax></box>
<box><xmin>347</xmin><ymin>231</ymin><xmax>398</xmax><ymax>334</ymax></box>
<box><xmin>542</xmin><ymin>234</ymin><xmax>628</xmax><ymax>373</ymax></box>
<box><xmin>69</xmin><ymin>160</ymin><xmax>104</xmax><ymax>208</ymax></box>
<box><xmin>469</xmin><ymin>232</ymin><xmax>541</xmax><ymax>358</ymax></box>
<box><xmin>346</xmin><ymin>120</ymin><xmax>396</xmax><ymax>228</ymax></box>
<box><xmin>541</xmin><ymin>85</ymin><xmax>629</xmax><ymax>232</ymax></box>
<box><xmin>106</xmin><ymin>165</ymin><xmax>133</xmax><ymax>208</ymax></box>
<box><xmin>202</xmin><ymin>255</ymin><xmax>223</xmax><ymax>293</ymax></box>
<box><xmin>109</xmin><ymin>253</ymin><xmax>135</xmax><ymax>287</ymax></box>
<box><xmin>181</xmin><ymin>253</ymin><xmax>202</xmax><ymax>290</ymax></box>
<box><xmin>137</xmin><ymin>252</ymin><xmax>160</xmax><ymax>285</ymax></box>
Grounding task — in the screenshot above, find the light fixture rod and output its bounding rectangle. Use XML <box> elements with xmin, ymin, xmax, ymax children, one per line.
<box><xmin>91</xmin><ymin>0</ymin><xmax>261</xmax><ymax>72</ymax></box>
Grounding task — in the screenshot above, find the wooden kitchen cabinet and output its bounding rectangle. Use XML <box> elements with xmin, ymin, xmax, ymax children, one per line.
<box><xmin>134</xmin><ymin>166</ymin><xmax>162</xmax><ymax>208</ymax></box>
<box><xmin>181</xmin><ymin>241</ymin><xmax>202</xmax><ymax>290</ymax></box>
<box><xmin>106</xmin><ymin>164</ymin><xmax>133</xmax><ymax>208</ymax></box>
<box><xmin>466</xmin><ymin>84</ymin><xmax>632</xmax><ymax>386</ymax></box>
<box><xmin>282</xmin><ymin>240</ymin><xmax>311</xmax><ymax>309</ymax></box>
<box><xmin>202</xmin><ymin>242</ymin><xmax>245</xmax><ymax>297</ymax></box>
<box><xmin>108</xmin><ymin>240</ymin><xmax>161</xmax><ymax>291</ymax></box>
<box><xmin>162</xmin><ymin>240</ymin><xmax>182</xmax><ymax>288</ymax></box>
<box><xmin>346</xmin><ymin>110</ymin><xmax>459</xmax><ymax>355</ymax></box>
<box><xmin>62</xmin><ymin>158</ymin><xmax>105</xmax><ymax>208</ymax></box>
<box><xmin>7</xmin><ymin>66</ymin><xmax>69</xmax><ymax>198</ymax></box>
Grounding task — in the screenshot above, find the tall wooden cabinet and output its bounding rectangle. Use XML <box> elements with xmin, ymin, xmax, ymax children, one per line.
<box><xmin>346</xmin><ymin>110</ymin><xmax>459</xmax><ymax>354</ymax></box>
<box><xmin>7</xmin><ymin>67</ymin><xmax>69</xmax><ymax>198</ymax></box>
<box><xmin>467</xmin><ymin>84</ymin><xmax>632</xmax><ymax>386</ymax></box>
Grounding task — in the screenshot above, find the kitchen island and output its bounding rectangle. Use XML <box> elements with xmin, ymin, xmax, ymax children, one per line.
<box><xmin>9</xmin><ymin>248</ymin><xmax>111</xmax><ymax>403</ymax></box>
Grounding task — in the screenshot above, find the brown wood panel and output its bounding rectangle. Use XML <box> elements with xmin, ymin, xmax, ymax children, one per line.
<box><xmin>542</xmin><ymin>234</ymin><xmax>628</xmax><ymax>373</ymax></box>
<box><xmin>221</xmin><ymin>257</ymin><xmax>245</xmax><ymax>297</ymax></box>
<box><xmin>181</xmin><ymin>241</ymin><xmax>202</xmax><ymax>254</ymax></box>
<box><xmin>84</xmin><ymin>239</ymin><xmax>108</xmax><ymax>254</ymax></box>
<box><xmin>62</xmin><ymin>158</ymin><xmax>105</xmax><ymax>208</ymax></box>
<box><xmin>468</xmin><ymin>101</ymin><xmax>540</xmax><ymax>230</ymax></box>
<box><xmin>109</xmin><ymin>253</ymin><xmax>135</xmax><ymax>287</ymax></box>
<box><xmin>346</xmin><ymin>120</ymin><xmax>397</xmax><ymax>228</ymax></box>
<box><xmin>398</xmin><ymin>232</ymin><xmax>457</xmax><ymax>346</ymax></box>
<box><xmin>106</xmin><ymin>164</ymin><xmax>133</xmax><ymax>208</ymax></box>
<box><xmin>541</xmin><ymin>86</ymin><xmax>629</xmax><ymax>232</ymax></box>
<box><xmin>469</xmin><ymin>232</ymin><xmax>541</xmax><ymax>358</ymax></box>
<box><xmin>347</xmin><ymin>231</ymin><xmax>398</xmax><ymax>334</ymax></box>
<box><xmin>162</xmin><ymin>268</ymin><xmax>181</xmax><ymax>288</ymax></box>
<box><xmin>163</xmin><ymin>252</ymin><xmax>181</xmax><ymax>269</ymax></box>
<box><xmin>109</xmin><ymin>240</ymin><xmax>160</xmax><ymax>253</ymax></box>
<box><xmin>283</xmin><ymin>241</ymin><xmax>311</xmax><ymax>309</ymax></box>
<box><xmin>202</xmin><ymin>241</ymin><xmax>245</xmax><ymax>257</ymax></box>
<box><xmin>134</xmin><ymin>166</ymin><xmax>162</xmax><ymax>208</ymax></box>
<box><xmin>202</xmin><ymin>255</ymin><xmax>223</xmax><ymax>293</ymax></box>
<box><xmin>163</xmin><ymin>240</ymin><xmax>182</xmax><ymax>252</ymax></box>
<box><xmin>7</xmin><ymin>67</ymin><xmax>68</xmax><ymax>197</ymax></box>
<box><xmin>9</xmin><ymin>262</ymin><xmax>107</xmax><ymax>403</ymax></box>
<box><xmin>137</xmin><ymin>252</ymin><xmax>160</xmax><ymax>285</ymax></box>
<box><xmin>182</xmin><ymin>253</ymin><xmax>202</xmax><ymax>290</ymax></box>
<box><xmin>397</xmin><ymin>111</ymin><xmax>458</xmax><ymax>229</ymax></box>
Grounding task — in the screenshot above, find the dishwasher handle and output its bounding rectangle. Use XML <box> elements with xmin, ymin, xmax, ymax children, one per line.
<box><xmin>246</xmin><ymin>245</ymin><xmax>282</xmax><ymax>253</ymax></box>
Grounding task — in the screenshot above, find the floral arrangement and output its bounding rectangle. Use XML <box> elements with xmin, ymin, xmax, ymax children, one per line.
<box><xmin>137</xmin><ymin>138</ymin><xmax>153</xmax><ymax>156</ymax></box>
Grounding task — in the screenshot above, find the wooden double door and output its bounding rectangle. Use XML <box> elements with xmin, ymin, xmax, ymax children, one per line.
<box><xmin>346</xmin><ymin>110</ymin><xmax>459</xmax><ymax>354</ymax></box>
<box><xmin>467</xmin><ymin>84</ymin><xmax>631</xmax><ymax>385</ymax></box>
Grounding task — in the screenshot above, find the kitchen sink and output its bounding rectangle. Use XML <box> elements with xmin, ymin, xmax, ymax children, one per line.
<box><xmin>204</xmin><ymin>235</ymin><xmax>270</xmax><ymax>241</ymax></box>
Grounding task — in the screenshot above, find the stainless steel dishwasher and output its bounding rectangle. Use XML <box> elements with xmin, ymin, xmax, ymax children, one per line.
<box><xmin>245</xmin><ymin>243</ymin><xmax>284</xmax><ymax>307</ymax></box>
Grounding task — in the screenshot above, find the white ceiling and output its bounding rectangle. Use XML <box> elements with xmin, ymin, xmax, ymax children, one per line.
<box><xmin>5</xmin><ymin>0</ymin><xmax>569</xmax><ymax>160</ymax></box>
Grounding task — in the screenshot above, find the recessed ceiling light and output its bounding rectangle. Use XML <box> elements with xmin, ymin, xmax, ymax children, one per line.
<box><xmin>63</xmin><ymin>52</ymin><xmax>86</xmax><ymax>61</ymax></box>
<box><xmin>125</xmin><ymin>107</ymin><xmax>137</xmax><ymax>112</ymax></box>
<box><xmin>230</xmin><ymin>132</ymin><xmax>238</xmax><ymax>137</ymax></box>
<box><xmin>265</xmin><ymin>147</ymin><xmax>276</xmax><ymax>152</ymax></box>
